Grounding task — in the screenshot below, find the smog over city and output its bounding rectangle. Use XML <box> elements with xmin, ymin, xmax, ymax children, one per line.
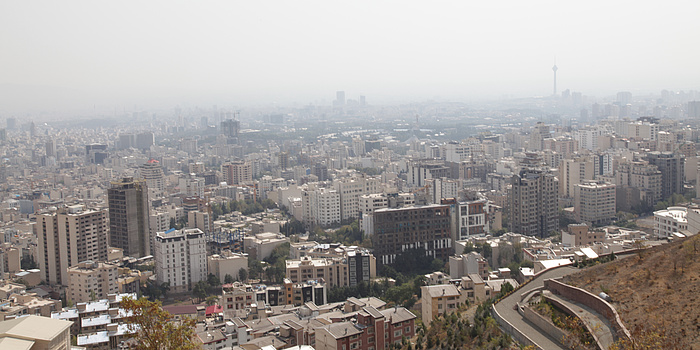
<box><xmin>0</xmin><ymin>1</ymin><xmax>699</xmax><ymax>349</ymax></box>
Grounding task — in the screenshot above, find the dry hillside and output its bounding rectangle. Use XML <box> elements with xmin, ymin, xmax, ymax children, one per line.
<box><xmin>562</xmin><ymin>235</ymin><xmax>700</xmax><ymax>349</ymax></box>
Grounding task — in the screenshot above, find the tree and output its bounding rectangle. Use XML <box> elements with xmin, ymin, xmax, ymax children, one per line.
<box><xmin>224</xmin><ymin>274</ymin><xmax>235</xmax><ymax>284</ymax></box>
<box><xmin>205</xmin><ymin>295</ymin><xmax>218</xmax><ymax>306</ymax></box>
<box><xmin>207</xmin><ymin>273</ymin><xmax>221</xmax><ymax>287</ymax></box>
<box><xmin>193</xmin><ymin>281</ymin><xmax>208</xmax><ymax>302</ymax></box>
<box><xmin>121</xmin><ymin>296</ymin><xmax>199</xmax><ymax>350</ymax></box>
<box><xmin>238</xmin><ymin>268</ymin><xmax>248</xmax><ymax>282</ymax></box>
<box><xmin>248</xmin><ymin>260</ymin><xmax>264</xmax><ymax>281</ymax></box>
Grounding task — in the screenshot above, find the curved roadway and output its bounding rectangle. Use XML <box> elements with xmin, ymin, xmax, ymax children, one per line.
<box><xmin>494</xmin><ymin>266</ymin><xmax>578</xmax><ymax>350</ymax></box>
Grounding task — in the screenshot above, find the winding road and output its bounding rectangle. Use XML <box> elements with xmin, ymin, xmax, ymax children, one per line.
<box><xmin>493</xmin><ymin>266</ymin><xmax>578</xmax><ymax>350</ymax></box>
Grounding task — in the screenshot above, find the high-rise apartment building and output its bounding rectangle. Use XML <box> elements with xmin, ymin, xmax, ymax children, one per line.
<box><xmin>138</xmin><ymin>159</ymin><xmax>165</xmax><ymax>192</ymax></box>
<box><xmin>302</xmin><ymin>185</ymin><xmax>341</xmax><ymax>227</ymax></box>
<box><xmin>614</xmin><ymin>161</ymin><xmax>663</xmax><ymax>211</ymax></box>
<box><xmin>372</xmin><ymin>204</ymin><xmax>452</xmax><ymax>265</ymax></box>
<box><xmin>45</xmin><ymin>139</ymin><xmax>56</xmax><ymax>158</ymax></box>
<box><xmin>574</xmin><ymin>181</ymin><xmax>617</xmax><ymax>226</ymax></box>
<box><xmin>67</xmin><ymin>261</ymin><xmax>118</xmax><ymax>303</ymax></box>
<box><xmin>508</xmin><ymin>168</ymin><xmax>558</xmax><ymax>238</ymax></box>
<box><xmin>407</xmin><ymin>160</ymin><xmax>451</xmax><ymax>187</ymax></box>
<box><xmin>36</xmin><ymin>205</ymin><xmax>108</xmax><ymax>285</ymax></box>
<box><xmin>220</xmin><ymin>119</ymin><xmax>240</xmax><ymax>144</ymax></box>
<box><xmin>452</xmin><ymin>199</ymin><xmax>489</xmax><ymax>241</ymax></box>
<box><xmin>688</xmin><ymin>101</ymin><xmax>700</xmax><ymax>118</ymax></box>
<box><xmin>559</xmin><ymin>156</ymin><xmax>595</xmax><ymax>199</ymax></box>
<box><xmin>346</xmin><ymin>250</ymin><xmax>376</xmax><ymax>287</ymax></box>
<box><xmin>333</xmin><ymin>175</ymin><xmax>381</xmax><ymax>222</ymax></box>
<box><xmin>646</xmin><ymin>152</ymin><xmax>685</xmax><ymax>200</ymax></box>
<box><xmin>278</xmin><ymin>152</ymin><xmax>290</xmax><ymax>170</ymax></box>
<box><xmin>222</xmin><ymin>161</ymin><xmax>252</xmax><ymax>185</ymax></box>
<box><xmin>155</xmin><ymin>228</ymin><xmax>207</xmax><ymax>293</ymax></box>
<box><xmin>108</xmin><ymin>178</ymin><xmax>150</xmax><ymax>258</ymax></box>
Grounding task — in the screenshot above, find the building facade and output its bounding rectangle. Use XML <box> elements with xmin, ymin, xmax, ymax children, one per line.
<box><xmin>67</xmin><ymin>261</ymin><xmax>118</xmax><ymax>304</ymax></box>
<box><xmin>646</xmin><ymin>152</ymin><xmax>685</xmax><ymax>200</ymax></box>
<box><xmin>372</xmin><ymin>204</ymin><xmax>452</xmax><ymax>265</ymax></box>
<box><xmin>108</xmin><ymin>178</ymin><xmax>150</xmax><ymax>258</ymax></box>
<box><xmin>222</xmin><ymin>161</ymin><xmax>252</xmax><ymax>185</ymax></box>
<box><xmin>36</xmin><ymin>205</ymin><xmax>108</xmax><ymax>285</ymax></box>
<box><xmin>155</xmin><ymin>228</ymin><xmax>207</xmax><ymax>293</ymax></box>
<box><xmin>508</xmin><ymin>169</ymin><xmax>558</xmax><ymax>238</ymax></box>
<box><xmin>574</xmin><ymin>181</ymin><xmax>617</xmax><ymax>226</ymax></box>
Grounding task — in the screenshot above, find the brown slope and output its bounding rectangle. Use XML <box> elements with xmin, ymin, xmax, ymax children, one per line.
<box><xmin>561</xmin><ymin>235</ymin><xmax>700</xmax><ymax>349</ymax></box>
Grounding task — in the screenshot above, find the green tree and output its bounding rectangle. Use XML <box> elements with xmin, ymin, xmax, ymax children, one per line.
<box><xmin>224</xmin><ymin>274</ymin><xmax>235</xmax><ymax>284</ymax></box>
<box><xmin>207</xmin><ymin>273</ymin><xmax>221</xmax><ymax>287</ymax></box>
<box><xmin>238</xmin><ymin>268</ymin><xmax>248</xmax><ymax>282</ymax></box>
<box><xmin>193</xmin><ymin>281</ymin><xmax>208</xmax><ymax>302</ymax></box>
<box><xmin>248</xmin><ymin>260</ymin><xmax>264</xmax><ymax>281</ymax></box>
<box><xmin>121</xmin><ymin>296</ymin><xmax>199</xmax><ymax>350</ymax></box>
<box><xmin>205</xmin><ymin>295</ymin><xmax>218</xmax><ymax>306</ymax></box>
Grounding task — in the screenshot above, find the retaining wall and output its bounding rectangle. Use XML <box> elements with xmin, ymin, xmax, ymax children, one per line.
<box><xmin>490</xmin><ymin>305</ymin><xmax>542</xmax><ymax>350</ymax></box>
<box><xmin>544</xmin><ymin>279</ymin><xmax>632</xmax><ymax>342</ymax></box>
<box><xmin>522</xmin><ymin>306</ymin><xmax>567</xmax><ymax>347</ymax></box>
<box><xmin>543</xmin><ymin>294</ymin><xmax>603</xmax><ymax>350</ymax></box>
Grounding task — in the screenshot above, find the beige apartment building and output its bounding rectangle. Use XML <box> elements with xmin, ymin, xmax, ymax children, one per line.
<box><xmin>285</xmin><ymin>256</ymin><xmax>348</xmax><ymax>288</ymax></box>
<box><xmin>0</xmin><ymin>315</ymin><xmax>72</xmax><ymax>350</ymax></box>
<box><xmin>421</xmin><ymin>284</ymin><xmax>465</xmax><ymax>323</ymax></box>
<box><xmin>208</xmin><ymin>250</ymin><xmax>248</xmax><ymax>282</ymax></box>
<box><xmin>36</xmin><ymin>205</ymin><xmax>108</xmax><ymax>285</ymax></box>
<box><xmin>574</xmin><ymin>181</ymin><xmax>617</xmax><ymax>226</ymax></box>
<box><xmin>222</xmin><ymin>160</ymin><xmax>252</xmax><ymax>185</ymax></box>
<box><xmin>67</xmin><ymin>261</ymin><xmax>118</xmax><ymax>304</ymax></box>
<box><xmin>562</xmin><ymin>223</ymin><xmax>605</xmax><ymax>247</ymax></box>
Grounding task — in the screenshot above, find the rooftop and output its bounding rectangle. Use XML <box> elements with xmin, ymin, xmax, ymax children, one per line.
<box><xmin>77</xmin><ymin>331</ymin><xmax>109</xmax><ymax>345</ymax></box>
<box><xmin>0</xmin><ymin>315</ymin><xmax>72</xmax><ymax>341</ymax></box>
<box><xmin>424</xmin><ymin>284</ymin><xmax>461</xmax><ymax>298</ymax></box>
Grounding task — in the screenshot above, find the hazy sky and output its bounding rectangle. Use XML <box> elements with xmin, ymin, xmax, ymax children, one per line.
<box><xmin>2</xmin><ymin>1</ymin><xmax>699</xmax><ymax>112</ymax></box>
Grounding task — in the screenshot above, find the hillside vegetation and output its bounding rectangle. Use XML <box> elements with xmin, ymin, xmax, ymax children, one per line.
<box><xmin>562</xmin><ymin>235</ymin><xmax>700</xmax><ymax>349</ymax></box>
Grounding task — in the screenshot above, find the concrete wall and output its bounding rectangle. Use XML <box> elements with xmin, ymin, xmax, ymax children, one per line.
<box><xmin>522</xmin><ymin>306</ymin><xmax>567</xmax><ymax>346</ymax></box>
<box><xmin>543</xmin><ymin>295</ymin><xmax>603</xmax><ymax>350</ymax></box>
<box><xmin>544</xmin><ymin>279</ymin><xmax>632</xmax><ymax>343</ymax></box>
<box><xmin>490</xmin><ymin>305</ymin><xmax>542</xmax><ymax>350</ymax></box>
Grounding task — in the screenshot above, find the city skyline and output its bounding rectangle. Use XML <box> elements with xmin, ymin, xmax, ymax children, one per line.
<box><xmin>2</xmin><ymin>1</ymin><xmax>700</xmax><ymax>113</ymax></box>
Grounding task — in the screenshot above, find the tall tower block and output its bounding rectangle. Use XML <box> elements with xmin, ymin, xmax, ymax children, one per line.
<box><xmin>552</xmin><ymin>64</ymin><xmax>558</xmax><ymax>96</ymax></box>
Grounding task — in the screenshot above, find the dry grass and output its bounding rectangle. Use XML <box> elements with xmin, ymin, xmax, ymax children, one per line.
<box><xmin>562</xmin><ymin>235</ymin><xmax>700</xmax><ymax>349</ymax></box>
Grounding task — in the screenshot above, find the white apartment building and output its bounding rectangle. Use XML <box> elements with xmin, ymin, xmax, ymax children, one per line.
<box><xmin>559</xmin><ymin>157</ymin><xmax>595</xmax><ymax>199</ymax></box>
<box><xmin>149</xmin><ymin>211</ymin><xmax>171</xmax><ymax>252</ymax></box>
<box><xmin>359</xmin><ymin>193</ymin><xmax>389</xmax><ymax>216</ymax></box>
<box><xmin>654</xmin><ymin>206</ymin><xmax>688</xmax><ymax>238</ymax></box>
<box><xmin>333</xmin><ymin>176</ymin><xmax>382</xmax><ymax>222</ymax></box>
<box><xmin>155</xmin><ymin>228</ymin><xmax>207</xmax><ymax>293</ymax></box>
<box><xmin>574</xmin><ymin>127</ymin><xmax>606</xmax><ymax>151</ymax></box>
<box><xmin>443</xmin><ymin>142</ymin><xmax>472</xmax><ymax>162</ymax></box>
<box><xmin>67</xmin><ymin>261</ymin><xmax>118</xmax><ymax>304</ymax></box>
<box><xmin>179</xmin><ymin>176</ymin><xmax>205</xmax><ymax>198</ymax></box>
<box><xmin>625</xmin><ymin>121</ymin><xmax>659</xmax><ymax>141</ymax></box>
<box><xmin>574</xmin><ymin>182</ymin><xmax>617</xmax><ymax>226</ymax></box>
<box><xmin>138</xmin><ymin>159</ymin><xmax>166</xmax><ymax>192</ymax></box>
<box><xmin>302</xmin><ymin>185</ymin><xmax>341</xmax><ymax>227</ymax></box>
<box><xmin>455</xmin><ymin>199</ymin><xmax>489</xmax><ymax>240</ymax></box>
<box><xmin>425</xmin><ymin>177</ymin><xmax>461</xmax><ymax>204</ymax></box>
